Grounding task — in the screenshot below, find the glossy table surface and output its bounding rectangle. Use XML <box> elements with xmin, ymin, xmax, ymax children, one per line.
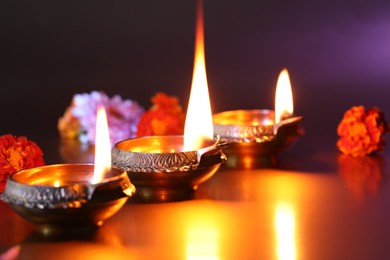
<box><xmin>1</xmin><ymin>134</ymin><xmax>390</xmax><ymax>260</ymax></box>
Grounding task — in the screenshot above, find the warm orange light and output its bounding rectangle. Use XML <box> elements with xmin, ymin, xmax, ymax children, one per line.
<box><xmin>186</xmin><ymin>225</ymin><xmax>219</xmax><ymax>260</ymax></box>
<box><xmin>275</xmin><ymin>68</ymin><xmax>294</xmax><ymax>125</ymax></box>
<box><xmin>186</xmin><ymin>214</ymin><xmax>220</xmax><ymax>260</ymax></box>
<box><xmin>92</xmin><ymin>106</ymin><xmax>111</xmax><ymax>184</ymax></box>
<box><xmin>275</xmin><ymin>202</ymin><xmax>296</xmax><ymax>260</ymax></box>
<box><xmin>183</xmin><ymin>0</ymin><xmax>213</xmax><ymax>151</ymax></box>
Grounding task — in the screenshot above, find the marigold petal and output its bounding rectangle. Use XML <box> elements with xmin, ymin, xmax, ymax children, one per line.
<box><xmin>336</xmin><ymin>106</ymin><xmax>388</xmax><ymax>157</ymax></box>
<box><xmin>0</xmin><ymin>134</ymin><xmax>45</xmax><ymax>193</ymax></box>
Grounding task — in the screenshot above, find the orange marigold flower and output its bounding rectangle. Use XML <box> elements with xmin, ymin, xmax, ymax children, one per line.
<box><xmin>0</xmin><ymin>134</ymin><xmax>45</xmax><ymax>193</ymax></box>
<box><xmin>57</xmin><ymin>108</ymin><xmax>81</xmax><ymax>139</ymax></box>
<box><xmin>336</xmin><ymin>106</ymin><xmax>388</xmax><ymax>157</ymax></box>
<box><xmin>136</xmin><ymin>92</ymin><xmax>185</xmax><ymax>137</ymax></box>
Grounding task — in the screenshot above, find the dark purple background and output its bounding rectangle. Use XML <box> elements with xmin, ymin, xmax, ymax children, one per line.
<box><xmin>1</xmin><ymin>0</ymin><xmax>390</xmax><ymax>162</ymax></box>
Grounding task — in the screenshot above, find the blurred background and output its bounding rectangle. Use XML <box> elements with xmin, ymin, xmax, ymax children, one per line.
<box><xmin>1</xmin><ymin>0</ymin><xmax>390</xmax><ymax>162</ymax></box>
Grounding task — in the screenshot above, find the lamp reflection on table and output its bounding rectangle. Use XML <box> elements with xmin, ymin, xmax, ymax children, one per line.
<box><xmin>271</xmin><ymin>173</ymin><xmax>298</xmax><ymax>260</ymax></box>
<box><xmin>0</xmin><ymin>202</ymin><xmax>34</xmax><ymax>247</ymax></box>
<box><xmin>0</xmin><ymin>222</ymin><xmax>134</xmax><ymax>260</ymax></box>
<box><xmin>186</xmin><ymin>219</ymin><xmax>219</xmax><ymax>260</ymax></box>
<box><xmin>337</xmin><ymin>154</ymin><xmax>385</xmax><ymax>203</ymax></box>
<box><xmin>275</xmin><ymin>202</ymin><xmax>296</xmax><ymax>260</ymax></box>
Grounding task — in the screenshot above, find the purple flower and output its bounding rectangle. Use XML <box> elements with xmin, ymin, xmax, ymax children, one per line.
<box><xmin>70</xmin><ymin>91</ymin><xmax>144</xmax><ymax>145</ymax></box>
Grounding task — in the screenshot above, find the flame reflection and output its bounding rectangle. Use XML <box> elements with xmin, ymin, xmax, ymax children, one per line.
<box><xmin>275</xmin><ymin>202</ymin><xmax>296</xmax><ymax>260</ymax></box>
<box><xmin>186</xmin><ymin>224</ymin><xmax>219</xmax><ymax>260</ymax></box>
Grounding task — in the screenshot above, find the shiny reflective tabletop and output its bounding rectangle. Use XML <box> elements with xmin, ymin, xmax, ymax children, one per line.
<box><xmin>1</xmin><ymin>136</ymin><xmax>390</xmax><ymax>260</ymax></box>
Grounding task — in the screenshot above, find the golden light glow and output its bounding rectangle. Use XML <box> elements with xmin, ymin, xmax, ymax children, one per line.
<box><xmin>53</xmin><ymin>180</ymin><xmax>61</xmax><ymax>187</ymax></box>
<box><xmin>183</xmin><ymin>0</ymin><xmax>213</xmax><ymax>151</ymax></box>
<box><xmin>186</xmin><ymin>224</ymin><xmax>219</xmax><ymax>260</ymax></box>
<box><xmin>92</xmin><ymin>106</ymin><xmax>111</xmax><ymax>184</ymax></box>
<box><xmin>275</xmin><ymin>202</ymin><xmax>296</xmax><ymax>260</ymax></box>
<box><xmin>275</xmin><ymin>68</ymin><xmax>294</xmax><ymax>124</ymax></box>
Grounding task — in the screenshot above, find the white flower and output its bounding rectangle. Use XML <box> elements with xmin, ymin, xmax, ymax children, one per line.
<box><xmin>70</xmin><ymin>91</ymin><xmax>144</xmax><ymax>145</ymax></box>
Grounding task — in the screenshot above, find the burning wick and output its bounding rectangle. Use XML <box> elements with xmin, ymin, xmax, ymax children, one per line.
<box><xmin>274</xmin><ymin>68</ymin><xmax>294</xmax><ymax>134</ymax></box>
<box><xmin>92</xmin><ymin>106</ymin><xmax>111</xmax><ymax>184</ymax></box>
<box><xmin>183</xmin><ymin>0</ymin><xmax>213</xmax><ymax>151</ymax></box>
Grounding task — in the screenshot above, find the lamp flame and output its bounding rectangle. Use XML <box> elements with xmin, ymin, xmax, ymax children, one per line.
<box><xmin>275</xmin><ymin>68</ymin><xmax>294</xmax><ymax>125</ymax></box>
<box><xmin>92</xmin><ymin>106</ymin><xmax>111</xmax><ymax>184</ymax></box>
<box><xmin>183</xmin><ymin>0</ymin><xmax>213</xmax><ymax>151</ymax></box>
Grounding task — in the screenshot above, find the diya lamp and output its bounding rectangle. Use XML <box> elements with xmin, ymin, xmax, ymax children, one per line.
<box><xmin>213</xmin><ymin>69</ymin><xmax>304</xmax><ymax>169</ymax></box>
<box><xmin>112</xmin><ymin>0</ymin><xmax>229</xmax><ymax>202</ymax></box>
<box><xmin>1</xmin><ymin>107</ymin><xmax>136</xmax><ymax>234</ymax></box>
